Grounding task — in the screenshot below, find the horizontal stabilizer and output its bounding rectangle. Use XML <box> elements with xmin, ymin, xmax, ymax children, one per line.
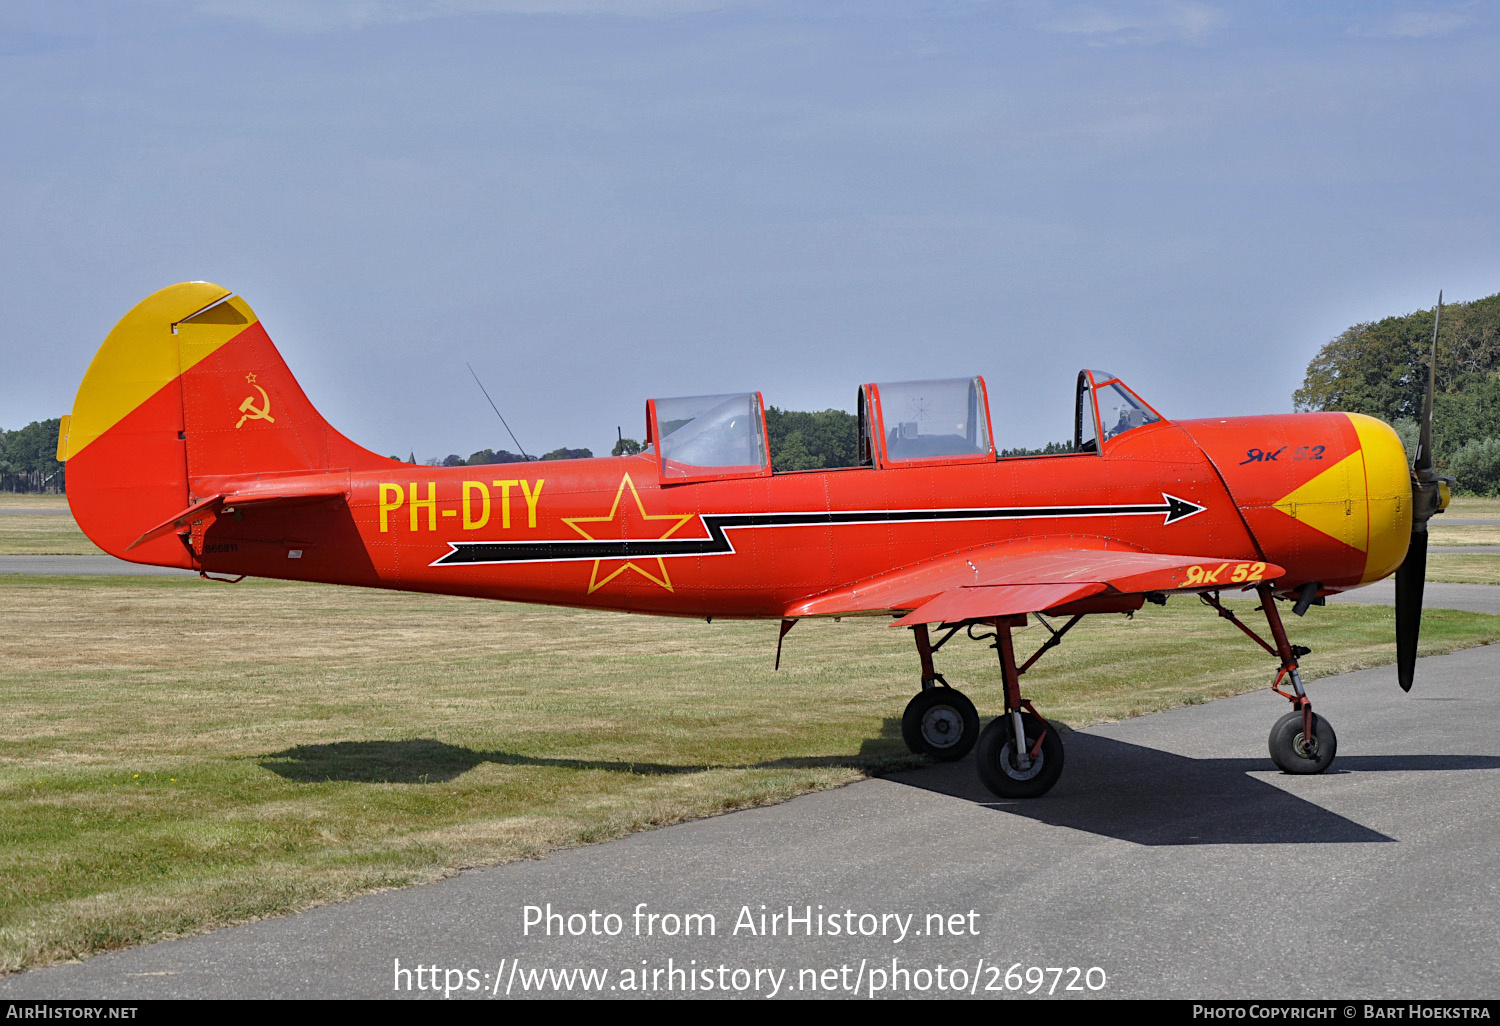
<box><xmin>127</xmin><ymin>494</ymin><xmax>227</xmax><ymax>551</ymax></box>
<box><xmin>126</xmin><ymin>475</ymin><xmax>349</xmax><ymax>551</ymax></box>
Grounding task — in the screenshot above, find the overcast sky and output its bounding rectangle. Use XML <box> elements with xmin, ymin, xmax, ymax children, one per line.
<box><xmin>2</xmin><ymin>0</ymin><xmax>1496</xmax><ymax>458</ymax></box>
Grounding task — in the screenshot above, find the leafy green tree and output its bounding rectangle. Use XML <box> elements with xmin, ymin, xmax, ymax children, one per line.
<box><xmin>1293</xmin><ymin>291</ymin><xmax>1500</xmax><ymax>476</ymax></box>
<box><xmin>765</xmin><ymin>407</ymin><xmax>858</xmax><ymax>471</ymax></box>
<box><xmin>1447</xmin><ymin>437</ymin><xmax>1500</xmax><ymax>496</ymax></box>
<box><xmin>774</xmin><ymin>431</ymin><xmax>821</xmax><ymax>471</ymax></box>
<box><xmin>998</xmin><ymin>441</ymin><xmax>1075</xmax><ymax>457</ymax></box>
<box><xmin>541</xmin><ymin>447</ymin><xmax>593</xmax><ymax>461</ymax></box>
<box><xmin>612</xmin><ymin>437</ymin><xmax>643</xmax><ymax>457</ymax></box>
<box><xmin>0</xmin><ymin>418</ymin><xmax>66</xmax><ymax>492</ymax></box>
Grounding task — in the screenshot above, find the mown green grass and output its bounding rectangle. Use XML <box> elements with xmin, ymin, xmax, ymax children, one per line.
<box><xmin>0</xmin><ymin>494</ymin><xmax>97</xmax><ymax>555</ymax></box>
<box><xmin>0</xmin><ymin>514</ymin><xmax>101</xmax><ymax>555</ymax></box>
<box><xmin>1426</xmin><ymin>554</ymin><xmax>1500</xmax><ymax>584</ymax></box>
<box><xmin>0</xmin><ymin>494</ymin><xmax>67</xmax><ymax>510</ymax></box>
<box><xmin>3</xmin><ymin>573</ymin><xmax>1499</xmax><ymax>971</ymax></box>
<box><xmin>1444</xmin><ymin>496</ymin><xmax>1500</xmax><ymax>518</ymax></box>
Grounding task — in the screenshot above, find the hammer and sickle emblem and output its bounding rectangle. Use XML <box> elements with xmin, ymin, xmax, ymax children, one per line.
<box><xmin>235</xmin><ymin>372</ymin><xmax>276</xmax><ymax>429</ymax></box>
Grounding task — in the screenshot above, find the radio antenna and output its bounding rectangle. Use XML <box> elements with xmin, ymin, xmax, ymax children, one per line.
<box><xmin>466</xmin><ymin>362</ymin><xmax>530</xmax><ymax>460</ymax></box>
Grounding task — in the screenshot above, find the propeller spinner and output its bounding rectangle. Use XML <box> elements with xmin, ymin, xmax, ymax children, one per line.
<box><xmin>1395</xmin><ymin>291</ymin><xmax>1456</xmax><ymax>691</ymax></box>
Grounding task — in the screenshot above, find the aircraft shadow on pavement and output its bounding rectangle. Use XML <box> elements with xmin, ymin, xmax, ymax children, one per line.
<box><xmin>258</xmin><ymin>738</ymin><xmax>905</xmax><ymax>784</ymax></box>
<box><xmin>888</xmin><ymin>729</ymin><xmax>1500</xmax><ymax>846</ymax></box>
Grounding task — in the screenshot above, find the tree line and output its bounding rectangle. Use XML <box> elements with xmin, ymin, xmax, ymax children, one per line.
<box><xmin>421</xmin><ymin>447</ymin><xmax>594</xmax><ymax>467</ymax></box>
<box><xmin>1294</xmin><ymin>291</ymin><xmax>1500</xmax><ymax>493</ymax></box>
<box><xmin>0</xmin><ymin>418</ymin><xmax>65</xmax><ymax>492</ymax></box>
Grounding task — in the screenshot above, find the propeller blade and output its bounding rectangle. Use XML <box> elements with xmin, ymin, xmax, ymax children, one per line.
<box><xmin>1395</xmin><ymin>530</ymin><xmax>1427</xmax><ymax>692</ymax></box>
<box><xmin>1414</xmin><ymin>291</ymin><xmax>1441</xmax><ymax>476</ymax></box>
<box><xmin>1398</xmin><ymin>291</ymin><xmax>1445</xmax><ymax>692</ymax></box>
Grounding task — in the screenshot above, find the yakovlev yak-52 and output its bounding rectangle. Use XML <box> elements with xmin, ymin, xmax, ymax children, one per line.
<box><xmin>58</xmin><ymin>282</ymin><xmax>1451</xmax><ymax>798</ymax></box>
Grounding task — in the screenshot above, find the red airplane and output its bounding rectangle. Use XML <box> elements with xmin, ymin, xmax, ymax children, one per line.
<box><xmin>57</xmin><ymin>282</ymin><xmax>1451</xmax><ymax>798</ymax></box>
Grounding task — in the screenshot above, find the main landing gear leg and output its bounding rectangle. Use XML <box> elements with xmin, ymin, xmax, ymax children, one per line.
<box><xmin>1258</xmin><ymin>583</ymin><xmax>1337</xmax><ymax>774</ymax></box>
<box><xmin>1204</xmin><ymin>584</ymin><xmax>1337</xmax><ymax>774</ymax></box>
<box><xmin>900</xmin><ymin>623</ymin><xmax>979</xmax><ymax>762</ymax></box>
<box><xmin>974</xmin><ymin>615</ymin><xmax>1066</xmax><ymax>799</ymax></box>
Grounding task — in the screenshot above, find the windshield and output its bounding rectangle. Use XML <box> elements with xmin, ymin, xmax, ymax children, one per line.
<box><xmin>1096</xmin><ymin>380</ymin><xmax>1160</xmax><ymax>440</ymax></box>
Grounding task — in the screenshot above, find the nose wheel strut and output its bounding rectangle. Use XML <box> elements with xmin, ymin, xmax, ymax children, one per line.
<box><xmin>1203</xmin><ymin>582</ymin><xmax>1337</xmax><ymax>775</ymax></box>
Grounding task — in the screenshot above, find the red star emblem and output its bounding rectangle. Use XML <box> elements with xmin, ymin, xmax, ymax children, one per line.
<box><xmin>562</xmin><ymin>474</ymin><xmax>696</xmax><ymax>593</ymax></box>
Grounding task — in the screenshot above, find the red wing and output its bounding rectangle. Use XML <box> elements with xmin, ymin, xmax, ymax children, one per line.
<box><xmin>785</xmin><ymin>545</ymin><xmax>1284</xmax><ymax>625</ymax></box>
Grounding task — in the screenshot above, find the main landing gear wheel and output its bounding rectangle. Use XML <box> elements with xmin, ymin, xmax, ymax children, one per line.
<box><xmin>901</xmin><ymin>688</ymin><xmax>980</xmax><ymax>762</ymax></box>
<box><xmin>975</xmin><ymin>710</ymin><xmax>1064</xmax><ymax>798</ymax></box>
<box><xmin>1268</xmin><ymin>710</ymin><xmax>1337</xmax><ymax>774</ymax></box>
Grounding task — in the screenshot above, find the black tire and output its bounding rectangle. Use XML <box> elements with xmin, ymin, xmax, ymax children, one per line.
<box><xmin>1268</xmin><ymin>710</ymin><xmax>1337</xmax><ymax>774</ymax></box>
<box><xmin>975</xmin><ymin>711</ymin><xmax>1064</xmax><ymax>798</ymax></box>
<box><xmin>901</xmin><ymin>688</ymin><xmax>980</xmax><ymax>762</ymax></box>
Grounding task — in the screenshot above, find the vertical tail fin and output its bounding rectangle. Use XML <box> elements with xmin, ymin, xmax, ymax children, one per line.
<box><xmin>62</xmin><ymin>282</ymin><xmax>385</xmax><ymax>564</ymax></box>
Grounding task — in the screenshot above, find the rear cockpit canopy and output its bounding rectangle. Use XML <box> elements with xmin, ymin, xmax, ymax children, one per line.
<box><xmin>859</xmin><ymin>376</ymin><xmax>995</xmax><ymax>468</ymax></box>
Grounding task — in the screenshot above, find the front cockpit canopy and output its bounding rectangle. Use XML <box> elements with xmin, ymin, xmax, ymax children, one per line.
<box><xmin>648</xmin><ymin>392</ymin><xmax>770</xmax><ymax>482</ymax></box>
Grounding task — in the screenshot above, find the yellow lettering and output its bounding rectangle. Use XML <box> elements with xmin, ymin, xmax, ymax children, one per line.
<box><xmin>378</xmin><ymin>483</ymin><xmax>404</xmax><ymax>533</ymax></box>
<box><xmin>1185</xmin><ymin>565</ymin><xmax>1204</xmax><ymax>586</ymax></box>
<box><xmin>462</xmin><ymin>481</ymin><xmax>490</xmax><ymax>530</ymax></box>
<box><xmin>520</xmin><ymin>478</ymin><xmax>545</xmax><ymax>528</ymax></box>
<box><xmin>1248</xmin><ymin>561</ymin><xmax>1266</xmax><ymax>582</ymax></box>
<box><xmin>409</xmin><ymin>481</ymin><xmax>436</xmax><ymax>532</ymax></box>
<box><xmin>493</xmin><ymin>480</ymin><xmax>518</xmax><ymax>529</ymax></box>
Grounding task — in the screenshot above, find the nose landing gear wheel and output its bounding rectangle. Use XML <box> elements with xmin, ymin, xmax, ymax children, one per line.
<box><xmin>1268</xmin><ymin>710</ymin><xmax>1337</xmax><ymax>774</ymax></box>
<box><xmin>975</xmin><ymin>710</ymin><xmax>1064</xmax><ymax>798</ymax></box>
<box><xmin>901</xmin><ymin>688</ymin><xmax>980</xmax><ymax>762</ymax></box>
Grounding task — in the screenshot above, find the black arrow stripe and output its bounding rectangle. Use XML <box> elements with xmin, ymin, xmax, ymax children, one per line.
<box><xmin>430</xmin><ymin>495</ymin><xmax>1205</xmax><ymax>567</ymax></box>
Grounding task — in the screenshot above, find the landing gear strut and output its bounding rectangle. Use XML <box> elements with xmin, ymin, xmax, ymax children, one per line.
<box><xmin>900</xmin><ymin>623</ymin><xmax>979</xmax><ymax>762</ymax></box>
<box><xmin>972</xmin><ymin>615</ymin><xmax>1066</xmax><ymax>799</ymax></box>
<box><xmin>1204</xmin><ymin>582</ymin><xmax>1337</xmax><ymax>775</ymax></box>
<box><xmin>903</xmin><ymin>615</ymin><xmax>1077</xmax><ymax>798</ymax></box>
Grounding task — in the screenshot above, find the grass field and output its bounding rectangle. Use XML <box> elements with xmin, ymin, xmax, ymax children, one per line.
<box><xmin>0</xmin><ymin>515</ymin><xmax>101</xmax><ymax>555</ymax></box>
<box><xmin>3</xmin><ymin>572</ymin><xmax>1500</xmax><ymax>972</ymax></box>
<box><xmin>0</xmin><ymin>494</ymin><xmax>68</xmax><ymax>510</ymax></box>
<box><xmin>1428</xmin><ymin>525</ymin><xmax>1500</xmax><ymax>546</ymax></box>
<box><xmin>1439</xmin><ymin>496</ymin><xmax>1500</xmax><ymax>518</ymax></box>
<box><xmin>1425</xmin><ymin>554</ymin><xmax>1500</xmax><ymax>584</ymax></box>
<box><xmin>0</xmin><ymin>493</ymin><xmax>100</xmax><ymax>555</ymax></box>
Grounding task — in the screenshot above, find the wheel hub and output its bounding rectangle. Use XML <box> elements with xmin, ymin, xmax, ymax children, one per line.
<box><xmin>999</xmin><ymin>739</ymin><xmax>1044</xmax><ymax>780</ymax></box>
<box><xmin>1292</xmin><ymin>732</ymin><xmax>1319</xmax><ymax>760</ymax></box>
<box><xmin>921</xmin><ymin>706</ymin><xmax>961</xmax><ymax>748</ymax></box>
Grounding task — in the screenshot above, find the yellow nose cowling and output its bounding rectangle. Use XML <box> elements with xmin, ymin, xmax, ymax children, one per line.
<box><xmin>1348</xmin><ymin>413</ymin><xmax>1414</xmax><ymax>584</ymax></box>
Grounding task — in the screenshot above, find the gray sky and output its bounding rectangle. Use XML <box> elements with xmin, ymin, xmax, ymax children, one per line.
<box><xmin>2</xmin><ymin>0</ymin><xmax>1496</xmax><ymax>458</ymax></box>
